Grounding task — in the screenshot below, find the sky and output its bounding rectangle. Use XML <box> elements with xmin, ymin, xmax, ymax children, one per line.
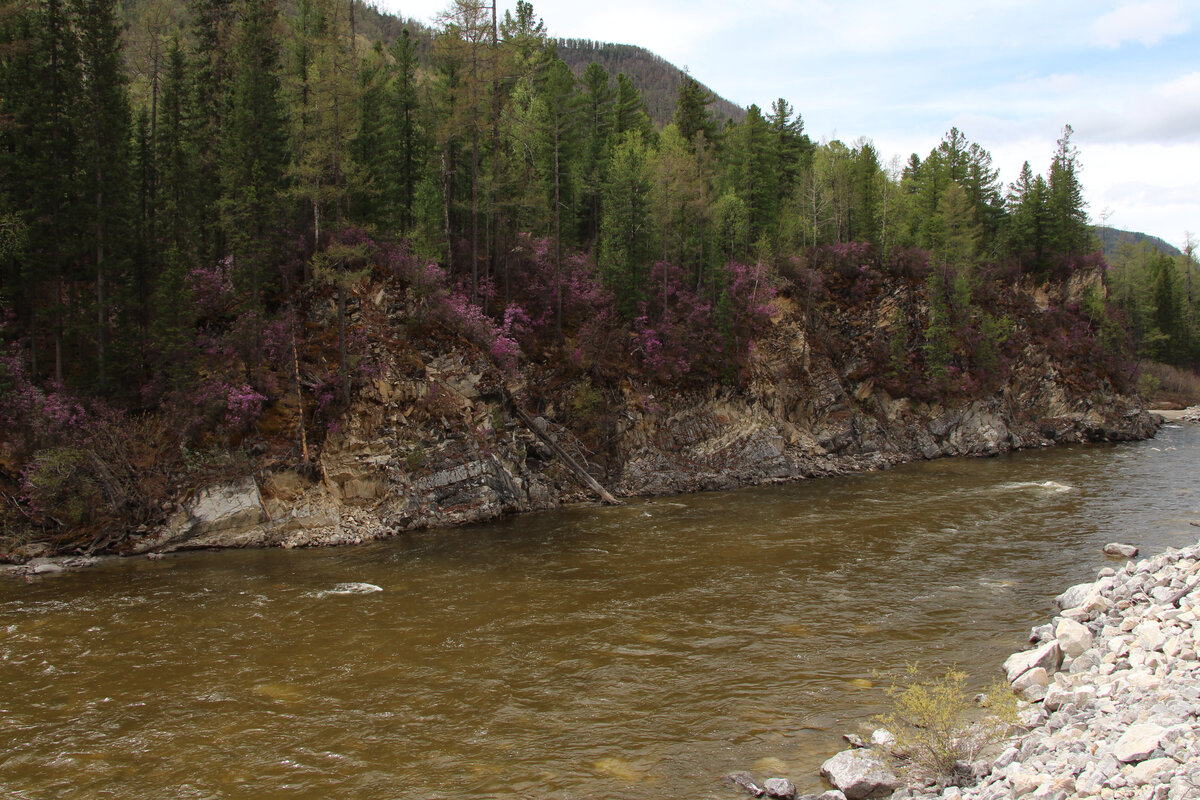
<box><xmin>381</xmin><ymin>0</ymin><xmax>1200</xmax><ymax>249</ymax></box>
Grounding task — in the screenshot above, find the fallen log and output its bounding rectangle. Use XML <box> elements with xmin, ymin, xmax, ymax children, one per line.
<box><xmin>508</xmin><ymin>402</ymin><xmax>623</xmax><ymax>506</ymax></box>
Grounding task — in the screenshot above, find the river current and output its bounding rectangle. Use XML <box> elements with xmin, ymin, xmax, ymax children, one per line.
<box><xmin>2</xmin><ymin>423</ymin><xmax>1199</xmax><ymax>799</ymax></box>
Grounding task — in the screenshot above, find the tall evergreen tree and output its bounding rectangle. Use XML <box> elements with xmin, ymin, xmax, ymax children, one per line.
<box><xmin>1046</xmin><ymin>124</ymin><xmax>1091</xmax><ymax>257</ymax></box>
<box><xmin>1</xmin><ymin>0</ymin><xmax>83</xmax><ymax>381</ymax></box>
<box><xmin>73</xmin><ymin>0</ymin><xmax>132</xmax><ymax>391</ymax></box>
<box><xmin>612</xmin><ymin>71</ymin><xmax>651</xmax><ymax>139</ymax></box>
<box><xmin>672</xmin><ymin>71</ymin><xmax>715</xmax><ymax>150</ymax></box>
<box><xmin>576</xmin><ymin>60</ymin><xmax>613</xmax><ymax>246</ymax></box>
<box><xmin>599</xmin><ymin>130</ymin><xmax>653</xmax><ymax>316</ymax></box>
<box><xmin>383</xmin><ymin>27</ymin><xmax>422</xmax><ymax>236</ymax></box>
<box><xmin>220</xmin><ymin>0</ymin><xmax>287</xmax><ymax>307</ymax></box>
<box><xmin>190</xmin><ymin>0</ymin><xmax>235</xmax><ymax>262</ymax></box>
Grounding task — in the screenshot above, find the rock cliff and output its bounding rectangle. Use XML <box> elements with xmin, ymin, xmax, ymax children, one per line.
<box><xmin>131</xmin><ymin>272</ymin><xmax>1160</xmax><ymax>553</ymax></box>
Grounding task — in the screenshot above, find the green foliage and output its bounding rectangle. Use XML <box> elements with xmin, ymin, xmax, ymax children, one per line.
<box><xmin>875</xmin><ymin>664</ymin><xmax>1016</xmax><ymax>786</ymax></box>
<box><xmin>672</xmin><ymin>71</ymin><xmax>716</xmax><ymax>149</ymax></box>
<box><xmin>921</xmin><ymin>271</ymin><xmax>954</xmax><ymax>385</ymax></box>
<box><xmin>598</xmin><ymin>130</ymin><xmax>654</xmax><ymax>315</ymax></box>
<box><xmin>568</xmin><ymin>377</ymin><xmax>603</xmax><ymax>422</ymax></box>
<box><xmin>1136</xmin><ymin>370</ymin><xmax>1161</xmax><ymax>398</ymax></box>
<box><xmin>404</xmin><ymin>444</ymin><xmax>425</xmax><ymax>471</ymax></box>
<box><xmin>25</xmin><ymin>446</ymin><xmax>102</xmax><ymax>527</ymax></box>
<box><xmin>1108</xmin><ymin>242</ymin><xmax>1198</xmax><ymax>365</ymax></box>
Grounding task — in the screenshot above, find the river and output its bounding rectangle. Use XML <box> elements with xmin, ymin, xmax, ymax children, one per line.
<box><xmin>2</xmin><ymin>422</ymin><xmax>1198</xmax><ymax>799</ymax></box>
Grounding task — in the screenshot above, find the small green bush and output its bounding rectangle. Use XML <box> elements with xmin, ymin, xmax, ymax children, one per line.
<box><xmin>874</xmin><ymin>664</ymin><xmax>1016</xmax><ymax>786</ymax></box>
<box><xmin>568</xmin><ymin>379</ymin><xmax>604</xmax><ymax>422</ymax></box>
<box><xmin>24</xmin><ymin>447</ymin><xmax>103</xmax><ymax>527</ymax></box>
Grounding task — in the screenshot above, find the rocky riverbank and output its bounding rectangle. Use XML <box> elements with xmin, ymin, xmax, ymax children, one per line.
<box><xmin>810</xmin><ymin>542</ymin><xmax>1200</xmax><ymax>800</ymax></box>
<box><xmin>0</xmin><ymin>269</ymin><xmax>1163</xmax><ymax>562</ymax></box>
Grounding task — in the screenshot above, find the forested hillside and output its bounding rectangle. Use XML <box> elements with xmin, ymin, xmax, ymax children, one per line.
<box><xmin>555</xmin><ymin>39</ymin><xmax>742</xmax><ymax>126</ymax></box>
<box><xmin>0</xmin><ymin>0</ymin><xmax>1196</xmax><ymax>551</ymax></box>
<box><xmin>1096</xmin><ymin>226</ymin><xmax>1181</xmax><ymax>260</ymax></box>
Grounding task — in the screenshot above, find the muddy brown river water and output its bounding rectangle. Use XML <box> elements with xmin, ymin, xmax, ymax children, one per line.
<box><xmin>3</xmin><ymin>422</ymin><xmax>1199</xmax><ymax>799</ymax></box>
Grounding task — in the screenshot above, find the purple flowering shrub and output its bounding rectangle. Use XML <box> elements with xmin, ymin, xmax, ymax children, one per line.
<box><xmin>0</xmin><ymin>348</ymin><xmax>173</xmax><ymax>534</ymax></box>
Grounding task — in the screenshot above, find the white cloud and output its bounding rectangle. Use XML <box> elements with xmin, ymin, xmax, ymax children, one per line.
<box><xmin>1092</xmin><ymin>0</ymin><xmax>1191</xmax><ymax>47</ymax></box>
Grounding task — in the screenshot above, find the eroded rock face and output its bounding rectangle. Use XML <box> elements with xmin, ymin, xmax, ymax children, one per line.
<box><xmin>126</xmin><ymin>283</ymin><xmax>1159</xmax><ymax>554</ymax></box>
<box><xmin>132</xmin><ymin>477</ymin><xmax>268</xmax><ymax>552</ymax></box>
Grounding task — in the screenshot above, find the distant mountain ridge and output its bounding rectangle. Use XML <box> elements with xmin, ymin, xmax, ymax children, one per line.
<box><xmin>118</xmin><ymin>0</ymin><xmax>746</xmax><ymax>128</ymax></box>
<box><xmin>555</xmin><ymin>39</ymin><xmax>744</xmax><ymax>126</ymax></box>
<box><xmin>1095</xmin><ymin>225</ymin><xmax>1182</xmax><ymax>259</ymax></box>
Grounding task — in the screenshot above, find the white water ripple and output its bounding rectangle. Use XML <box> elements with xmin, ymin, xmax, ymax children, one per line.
<box><xmin>308</xmin><ymin>582</ymin><xmax>383</xmax><ymax>598</ymax></box>
<box><xmin>998</xmin><ymin>480</ymin><xmax>1074</xmax><ymax>494</ymax></box>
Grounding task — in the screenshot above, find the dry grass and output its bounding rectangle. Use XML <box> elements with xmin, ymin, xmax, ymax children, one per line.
<box><xmin>1139</xmin><ymin>362</ymin><xmax>1200</xmax><ymax>409</ymax></box>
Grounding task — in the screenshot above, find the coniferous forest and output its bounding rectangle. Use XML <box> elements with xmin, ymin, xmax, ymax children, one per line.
<box><xmin>0</xmin><ymin>0</ymin><xmax>1197</xmax><ymax>546</ymax></box>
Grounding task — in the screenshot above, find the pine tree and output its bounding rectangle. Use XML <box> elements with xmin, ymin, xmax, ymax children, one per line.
<box><xmin>0</xmin><ymin>0</ymin><xmax>83</xmax><ymax>381</ymax></box>
<box><xmin>612</xmin><ymin>71</ymin><xmax>651</xmax><ymax>139</ymax></box>
<box><xmin>190</xmin><ymin>0</ymin><xmax>235</xmax><ymax>263</ymax></box>
<box><xmin>286</xmin><ymin>0</ymin><xmax>360</xmax><ymax>250</ymax></box>
<box><xmin>767</xmin><ymin>97</ymin><xmax>810</xmax><ymax>209</ymax></box>
<box><xmin>726</xmin><ymin>104</ymin><xmax>777</xmax><ymax>249</ymax></box>
<box><xmin>156</xmin><ymin>35</ymin><xmax>199</xmax><ymax>259</ymax></box>
<box><xmin>1005</xmin><ymin>160</ymin><xmax>1046</xmax><ymax>272</ymax></box>
<box><xmin>577</xmin><ymin>60</ymin><xmax>613</xmax><ymax>246</ymax></box>
<box><xmin>534</xmin><ymin>56</ymin><xmax>578</xmax><ymax>338</ymax></box>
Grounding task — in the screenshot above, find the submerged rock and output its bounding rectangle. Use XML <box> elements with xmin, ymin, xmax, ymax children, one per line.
<box><xmin>1103</xmin><ymin>542</ymin><xmax>1139</xmax><ymax>558</ymax></box>
<box><xmin>763</xmin><ymin>777</ymin><xmax>797</xmax><ymax>799</ymax></box>
<box><xmin>726</xmin><ymin>771</ymin><xmax>764</xmax><ymax>797</ymax></box>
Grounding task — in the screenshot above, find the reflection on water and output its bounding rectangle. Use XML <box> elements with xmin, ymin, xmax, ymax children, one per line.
<box><xmin>3</xmin><ymin>424</ymin><xmax>1200</xmax><ymax>799</ymax></box>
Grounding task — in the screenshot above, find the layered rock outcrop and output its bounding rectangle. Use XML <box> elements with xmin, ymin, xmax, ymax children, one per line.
<box><xmin>127</xmin><ymin>282</ymin><xmax>1159</xmax><ymax>553</ymax></box>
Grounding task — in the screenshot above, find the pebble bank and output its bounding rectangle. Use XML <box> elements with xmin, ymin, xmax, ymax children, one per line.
<box><xmin>891</xmin><ymin>541</ymin><xmax>1200</xmax><ymax>800</ymax></box>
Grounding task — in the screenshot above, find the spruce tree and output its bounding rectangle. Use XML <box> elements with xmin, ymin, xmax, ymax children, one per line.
<box><xmin>221</xmin><ymin>0</ymin><xmax>287</xmax><ymax>307</ymax></box>
<box><xmin>598</xmin><ymin>130</ymin><xmax>653</xmax><ymax>317</ymax></box>
<box><xmin>73</xmin><ymin>0</ymin><xmax>132</xmax><ymax>392</ymax></box>
<box><xmin>1047</xmin><ymin>124</ymin><xmax>1091</xmax><ymax>258</ymax></box>
<box><xmin>383</xmin><ymin>27</ymin><xmax>422</xmax><ymax>237</ymax></box>
<box><xmin>672</xmin><ymin>72</ymin><xmax>715</xmax><ymax>151</ymax></box>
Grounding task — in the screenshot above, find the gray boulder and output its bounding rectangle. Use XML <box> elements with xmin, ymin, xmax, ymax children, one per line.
<box><xmin>1114</xmin><ymin>723</ymin><xmax>1166</xmax><ymax>763</ymax></box>
<box><xmin>764</xmin><ymin>777</ymin><xmax>797</xmax><ymax>799</ymax></box>
<box><xmin>1055</xmin><ymin>581</ymin><xmax>1097</xmax><ymax>610</ymax></box>
<box><xmin>819</xmin><ymin>749</ymin><xmax>899</xmax><ymax>800</ymax></box>
<box><xmin>1055</xmin><ymin>618</ymin><xmax>1093</xmax><ymax>658</ymax></box>
<box><xmin>1003</xmin><ymin>640</ymin><xmax>1062</xmax><ymax>683</ymax></box>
